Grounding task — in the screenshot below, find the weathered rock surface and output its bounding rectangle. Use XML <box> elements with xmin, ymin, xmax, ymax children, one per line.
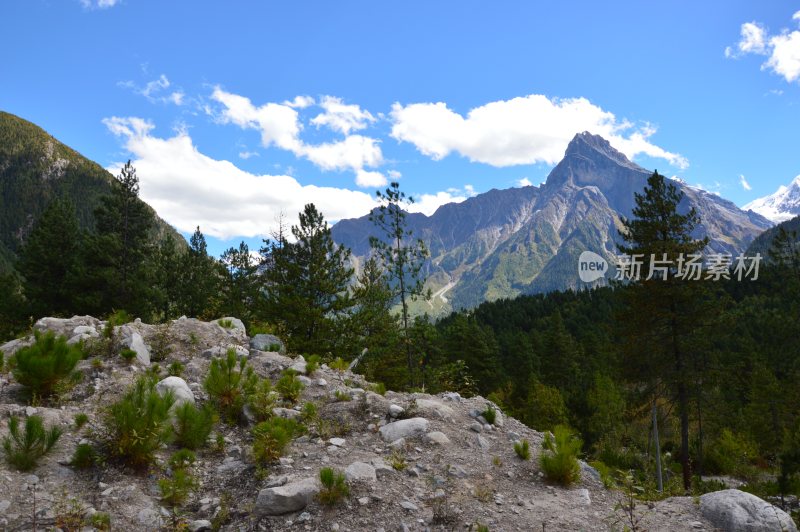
<box><xmin>250</xmin><ymin>333</ymin><xmax>286</xmax><ymax>354</ymax></box>
<box><xmin>700</xmin><ymin>489</ymin><xmax>797</xmax><ymax>532</ymax></box>
<box><xmin>378</xmin><ymin>417</ymin><xmax>430</xmax><ymax>442</ymax></box>
<box><xmin>155</xmin><ymin>376</ymin><xmax>195</xmax><ymax>407</ymax></box>
<box><xmin>255</xmin><ymin>477</ymin><xmax>319</xmax><ymax>516</ymax></box>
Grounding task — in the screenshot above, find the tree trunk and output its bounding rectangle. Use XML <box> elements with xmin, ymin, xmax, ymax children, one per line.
<box><xmin>653</xmin><ymin>399</ymin><xmax>663</xmax><ymax>492</ymax></box>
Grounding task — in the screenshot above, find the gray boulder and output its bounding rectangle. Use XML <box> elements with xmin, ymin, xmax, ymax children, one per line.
<box><xmin>250</xmin><ymin>334</ymin><xmax>286</xmax><ymax>354</ymax></box>
<box><xmin>345</xmin><ymin>462</ymin><xmax>377</xmax><ymax>482</ymax></box>
<box><xmin>255</xmin><ymin>477</ymin><xmax>319</xmax><ymax>515</ymax></box>
<box><xmin>214</xmin><ymin>317</ymin><xmax>246</xmax><ymax>338</ymax></box>
<box><xmin>700</xmin><ymin>489</ymin><xmax>797</xmax><ymax>532</ymax></box>
<box><xmin>156</xmin><ymin>376</ymin><xmax>195</xmax><ymax>407</ymax></box>
<box><xmin>124</xmin><ymin>332</ymin><xmax>150</xmax><ymax>366</ymax></box>
<box><xmin>379</xmin><ymin>418</ymin><xmax>429</xmax><ymax>442</ymax></box>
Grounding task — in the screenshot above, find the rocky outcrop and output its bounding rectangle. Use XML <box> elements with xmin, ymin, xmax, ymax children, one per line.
<box><xmin>700</xmin><ymin>489</ymin><xmax>797</xmax><ymax>532</ymax></box>
<box><xmin>255</xmin><ymin>477</ymin><xmax>319</xmax><ymax>516</ymax></box>
<box><xmin>378</xmin><ymin>417</ymin><xmax>429</xmax><ymax>442</ymax></box>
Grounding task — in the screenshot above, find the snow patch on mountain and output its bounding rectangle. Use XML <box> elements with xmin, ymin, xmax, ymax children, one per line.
<box><xmin>744</xmin><ymin>175</ymin><xmax>800</xmax><ymax>223</ymax></box>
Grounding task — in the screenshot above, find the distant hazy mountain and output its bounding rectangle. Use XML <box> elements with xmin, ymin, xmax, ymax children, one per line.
<box><xmin>744</xmin><ymin>175</ymin><xmax>800</xmax><ymax>223</ymax></box>
<box><xmin>332</xmin><ymin>132</ymin><xmax>773</xmax><ymax>316</ymax></box>
<box><xmin>0</xmin><ymin>111</ymin><xmax>182</xmax><ymax>273</ymax></box>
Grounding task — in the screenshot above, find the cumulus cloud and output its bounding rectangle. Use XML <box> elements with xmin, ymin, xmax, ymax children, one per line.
<box><xmin>355</xmin><ymin>169</ymin><xmax>388</xmax><ymax>188</ymax></box>
<box><xmin>406</xmin><ymin>185</ymin><xmax>478</xmax><ymax>216</ymax></box>
<box><xmin>739</xmin><ymin>174</ymin><xmax>752</xmax><ymax>191</ymax></box>
<box><xmin>102</xmin><ymin>116</ymin><xmax>377</xmax><ymax>239</ymax></box>
<box><xmin>118</xmin><ymin>74</ymin><xmax>185</xmax><ymax>106</ymax></box>
<box><xmin>517</xmin><ymin>177</ymin><xmax>533</xmax><ymax>187</ymax></box>
<box><xmin>727</xmin><ymin>13</ymin><xmax>800</xmax><ymax>83</ymax></box>
<box><xmin>390</xmin><ymin>95</ymin><xmax>687</xmax><ymax>169</ymax></box>
<box><xmin>212</xmin><ymin>88</ymin><xmax>384</xmax><ymax>187</ymax></box>
<box><xmin>311</xmin><ymin>96</ymin><xmax>376</xmax><ymax>134</ymax></box>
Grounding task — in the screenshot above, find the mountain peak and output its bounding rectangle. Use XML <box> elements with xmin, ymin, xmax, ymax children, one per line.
<box><xmin>564</xmin><ymin>131</ymin><xmax>635</xmax><ymax>168</ymax></box>
<box><xmin>744</xmin><ymin>174</ymin><xmax>800</xmax><ymax>223</ymax></box>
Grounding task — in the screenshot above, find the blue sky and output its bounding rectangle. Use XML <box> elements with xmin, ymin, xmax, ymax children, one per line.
<box><xmin>2</xmin><ymin>0</ymin><xmax>799</xmax><ymax>256</ymax></box>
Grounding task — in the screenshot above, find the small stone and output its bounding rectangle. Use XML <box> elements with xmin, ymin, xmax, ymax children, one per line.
<box><xmin>345</xmin><ymin>462</ymin><xmax>377</xmax><ymax>482</ymax></box>
<box><xmin>400</xmin><ymin>500</ymin><xmax>418</xmax><ymax>511</ymax></box>
<box><xmin>189</xmin><ymin>519</ymin><xmax>212</xmax><ymax>532</ymax></box>
<box><xmin>328</xmin><ymin>438</ymin><xmax>346</xmax><ymax>447</ymax></box>
<box><xmin>296</xmin><ymin>511</ymin><xmax>311</xmax><ymax>523</ymax></box>
<box><xmin>25</xmin><ymin>406</ymin><xmax>37</xmax><ymax>416</ymax></box>
<box><xmin>317</xmin><ymin>378</ymin><xmax>327</xmax><ymax>386</ymax></box>
<box><xmin>358</xmin><ymin>496</ymin><xmax>370</xmax><ymax>505</ymax></box>
<box><xmin>447</xmin><ymin>464</ymin><xmax>468</xmax><ymax>478</ymax></box>
<box><xmin>425</xmin><ymin>431</ymin><xmax>450</xmax><ymax>445</ymax></box>
<box><xmin>469</xmin><ymin>422</ymin><xmax>483</xmax><ymax>433</ymax></box>
<box><xmin>477</xmin><ymin>435</ymin><xmax>490</xmax><ymax>450</ymax></box>
<box><xmin>388</xmin><ymin>404</ymin><xmax>405</xmax><ymax>418</ymax></box>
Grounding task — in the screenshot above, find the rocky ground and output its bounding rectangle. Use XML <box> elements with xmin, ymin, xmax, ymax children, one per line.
<box><xmin>0</xmin><ymin>316</ymin><xmax>796</xmax><ymax>531</ymax></box>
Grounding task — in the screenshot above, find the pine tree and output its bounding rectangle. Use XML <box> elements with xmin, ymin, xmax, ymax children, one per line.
<box><xmin>18</xmin><ymin>199</ymin><xmax>83</xmax><ymax>317</ymax></box>
<box><xmin>177</xmin><ymin>227</ymin><xmax>218</xmax><ymax>318</ymax></box>
<box><xmin>82</xmin><ymin>161</ymin><xmax>154</xmax><ymax>316</ymax></box>
<box><xmin>220</xmin><ymin>241</ymin><xmax>259</xmax><ymax>325</ymax></box>
<box><xmin>369</xmin><ymin>182</ymin><xmax>430</xmax><ymax>387</ymax></box>
<box><xmin>151</xmin><ymin>235</ymin><xmax>183</xmax><ymax>321</ymax></box>
<box><xmin>617</xmin><ymin>170</ymin><xmax>709</xmax><ymax>491</ymax></box>
<box><xmin>263</xmin><ymin>204</ymin><xmax>354</xmax><ymax>356</ymax></box>
<box><xmin>345</xmin><ymin>256</ymin><xmax>399</xmax><ymax>359</ymax></box>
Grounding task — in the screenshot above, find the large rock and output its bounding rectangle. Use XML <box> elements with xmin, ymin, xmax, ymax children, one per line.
<box><xmin>156</xmin><ymin>376</ymin><xmax>195</xmax><ymax>407</ymax></box>
<box><xmin>700</xmin><ymin>489</ymin><xmax>797</xmax><ymax>532</ymax></box>
<box><xmin>255</xmin><ymin>477</ymin><xmax>319</xmax><ymax>516</ymax></box>
<box><xmin>250</xmin><ymin>334</ymin><xmax>286</xmax><ymax>354</ymax></box>
<box><xmin>414</xmin><ymin>398</ymin><xmax>455</xmax><ymax>420</ymax></box>
<box><xmin>345</xmin><ymin>462</ymin><xmax>377</xmax><ymax>482</ymax></box>
<box><xmin>214</xmin><ymin>317</ymin><xmax>246</xmax><ymax>339</ymax></box>
<box><xmin>379</xmin><ymin>418</ymin><xmax>429</xmax><ymax>443</ymax></box>
<box><xmin>124</xmin><ymin>332</ymin><xmax>150</xmax><ymax>366</ymax></box>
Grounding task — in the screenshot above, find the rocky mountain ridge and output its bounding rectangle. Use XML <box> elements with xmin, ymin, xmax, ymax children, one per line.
<box><xmin>1</xmin><ymin>315</ymin><xmax>796</xmax><ymax>531</ymax></box>
<box><xmin>332</xmin><ymin>133</ymin><xmax>773</xmax><ymax>316</ymax></box>
<box><xmin>744</xmin><ymin>175</ymin><xmax>800</xmax><ymax>224</ymax></box>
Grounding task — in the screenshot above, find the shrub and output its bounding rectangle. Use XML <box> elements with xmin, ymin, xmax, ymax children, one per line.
<box><xmin>90</xmin><ymin>512</ymin><xmax>111</xmax><ymax>531</ymax></box>
<box><xmin>318</xmin><ymin>467</ymin><xmax>349</xmax><ymax>505</ymax></box>
<box><xmin>333</xmin><ymin>389</ymin><xmax>351</xmax><ymax>402</ymax></box>
<box><xmin>74</xmin><ymin>412</ymin><xmax>89</xmax><ymax>430</ymax></box>
<box><xmin>174</xmin><ymin>403</ymin><xmax>216</xmax><ymax>450</ymax></box>
<box><xmin>167</xmin><ymin>361</ymin><xmax>184</xmax><ymax>377</ymax></box>
<box><xmin>106</xmin><ymin>309</ymin><xmax>131</xmax><ymax>326</ymax></box>
<box><xmin>482</xmin><ymin>406</ymin><xmax>497</xmax><ymax>425</ymax></box>
<box><xmin>2</xmin><ymin>415</ymin><xmax>62</xmax><ymax>471</ymax></box>
<box><xmin>514</xmin><ymin>439</ymin><xmax>530</xmax><ymax>460</ymax></box>
<box><xmin>159</xmin><ymin>449</ymin><xmax>198</xmax><ymax>507</ymax></box>
<box><xmin>276</xmin><ymin>371</ymin><xmax>305</xmax><ymax>404</ymax></box>
<box><xmin>268</xmin><ymin>342</ymin><xmax>282</xmax><ymax>352</ymax></box>
<box><xmin>13</xmin><ymin>331</ymin><xmax>82</xmax><ymax>400</ymax></box>
<box><xmin>105</xmin><ymin>376</ymin><xmax>175</xmax><ymax>468</ymax></box>
<box><xmin>329</xmin><ymin>357</ymin><xmax>348</xmax><ymax>372</ymax></box>
<box><xmin>705</xmin><ymin>428</ymin><xmax>759</xmax><ymax>478</ymax></box>
<box><xmin>247</xmin><ymin>378</ymin><xmax>277</xmax><ymax>422</ymax></box>
<box><xmin>120</xmin><ymin>348</ymin><xmax>137</xmax><ymax>362</ymax></box>
<box><xmin>540</xmin><ymin>425</ymin><xmax>582</xmax><ymax>486</ymax></box>
<box><xmin>300</xmin><ymin>402</ymin><xmax>317</xmax><ymax>422</ymax></box>
<box><xmin>70</xmin><ymin>443</ymin><xmax>97</xmax><ymax>469</ymax></box>
<box><xmin>305</xmin><ymin>354</ymin><xmax>321</xmax><ymax>375</ymax></box>
<box><xmin>390</xmin><ymin>449</ymin><xmax>407</xmax><ymax>471</ymax></box>
<box><xmin>252</xmin><ymin>417</ymin><xmax>302</xmax><ymax>465</ymax></box>
<box><xmin>203</xmin><ymin>349</ymin><xmax>257</xmax><ymax>423</ymax></box>
<box><xmin>217</xmin><ymin>318</ymin><xmax>234</xmax><ymax>329</ymax></box>
<box><xmin>371</xmin><ymin>382</ymin><xmax>387</xmax><ymax>396</ymax></box>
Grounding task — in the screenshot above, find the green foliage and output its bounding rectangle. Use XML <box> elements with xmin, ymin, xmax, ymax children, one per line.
<box><xmin>589</xmin><ymin>460</ymin><xmax>615</xmax><ymax>489</ymax></box>
<box><xmin>318</xmin><ymin>467</ymin><xmax>349</xmax><ymax>505</ymax></box>
<box><xmin>70</xmin><ymin>443</ymin><xmax>97</xmax><ymax>469</ymax></box>
<box><xmin>2</xmin><ymin>415</ymin><xmax>62</xmax><ymax>471</ymax></box>
<box><xmin>247</xmin><ymin>378</ymin><xmax>277</xmax><ymax>422</ymax></box>
<box><xmin>261</xmin><ymin>204</ymin><xmax>355</xmax><ymax>356</ymax></box>
<box><xmin>90</xmin><ymin>512</ymin><xmax>111</xmax><ymax>531</ymax></box>
<box><xmin>481</xmin><ymin>406</ymin><xmax>497</xmax><ymax>425</ymax></box>
<box><xmin>371</xmin><ymin>382</ymin><xmax>387</xmax><ymax>396</ymax></box>
<box><xmin>105</xmin><ymin>376</ymin><xmax>175</xmax><ymax>468</ymax></box>
<box><xmin>333</xmin><ymin>390</ymin><xmax>351</xmax><ymax>402</ymax></box>
<box><xmin>74</xmin><ymin>412</ymin><xmax>89</xmax><ymax>430</ymax></box>
<box><xmin>300</xmin><ymin>401</ymin><xmax>318</xmax><ymax>422</ymax></box>
<box><xmin>120</xmin><ymin>348</ymin><xmax>137</xmax><ymax>362</ymax></box>
<box><xmin>106</xmin><ymin>309</ymin><xmax>131</xmax><ymax>327</ymax></box>
<box><xmin>305</xmin><ymin>354</ymin><xmax>321</xmax><ymax>375</ymax></box>
<box><xmin>329</xmin><ymin>357</ymin><xmax>349</xmax><ymax>372</ymax></box>
<box><xmin>203</xmin><ymin>349</ymin><xmax>257</xmax><ymax>423</ymax></box>
<box><xmin>167</xmin><ymin>361</ymin><xmax>184</xmax><ymax>377</ymax></box>
<box><xmin>218</xmin><ymin>318</ymin><xmax>234</xmax><ymax>329</ymax></box>
<box><xmin>219</xmin><ymin>242</ymin><xmax>259</xmax><ymax>326</ymax></box>
<box><xmin>176</xmin><ymin>226</ymin><xmax>218</xmax><ymax>319</ymax></box>
<box><xmin>174</xmin><ymin>403</ymin><xmax>216</xmax><ymax>450</ymax></box>
<box><xmin>276</xmin><ymin>371</ymin><xmax>305</xmax><ymax>404</ymax></box>
<box><xmin>514</xmin><ymin>439</ymin><xmax>530</xmax><ymax>460</ymax></box>
<box><xmin>252</xmin><ymin>417</ymin><xmax>302</xmax><ymax>465</ymax></box>
<box><xmin>610</xmin><ymin>469</ymin><xmax>647</xmax><ymax>532</ymax></box>
<box><xmin>159</xmin><ymin>450</ymin><xmax>197</xmax><ymax>508</ymax></box>
<box><xmin>13</xmin><ymin>330</ymin><xmax>82</xmax><ymax>400</ymax></box>
<box><xmin>523</xmin><ymin>380</ymin><xmax>569</xmax><ymax>432</ymax></box>
<box><xmin>705</xmin><ymin>429</ymin><xmax>759</xmax><ymax>479</ymax></box>
<box><xmin>540</xmin><ymin>425</ymin><xmax>582</xmax><ymax>486</ymax></box>
<box><xmin>390</xmin><ymin>449</ymin><xmax>407</xmax><ymax>471</ymax></box>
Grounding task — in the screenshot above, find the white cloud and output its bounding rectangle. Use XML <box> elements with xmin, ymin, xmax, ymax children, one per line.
<box><xmin>283</xmin><ymin>95</ymin><xmax>315</xmax><ymax>109</ymax></box>
<box><xmin>517</xmin><ymin>177</ymin><xmax>533</xmax><ymax>187</ymax></box>
<box><xmin>238</xmin><ymin>151</ymin><xmax>259</xmax><ymax>159</ymax></box>
<box><xmin>728</xmin><ymin>14</ymin><xmax>800</xmax><ymax>83</ymax></box>
<box><xmin>118</xmin><ymin>74</ymin><xmax>185</xmax><ymax>106</ymax></box>
<box><xmin>212</xmin><ymin>88</ymin><xmax>384</xmax><ymax>187</ymax></box>
<box><xmin>103</xmin><ymin>116</ymin><xmax>377</xmax><ymax>239</ymax></box>
<box><xmin>406</xmin><ymin>185</ymin><xmax>478</xmax><ymax>216</ymax></box>
<box><xmin>355</xmin><ymin>169</ymin><xmax>388</xmax><ymax>188</ymax></box>
<box><xmin>739</xmin><ymin>174</ymin><xmax>752</xmax><ymax>191</ymax></box>
<box><xmin>387</xmin><ymin>170</ymin><xmax>402</xmax><ymax>179</ymax></box>
<box><xmin>80</xmin><ymin>0</ymin><xmax>120</xmax><ymax>9</ymax></box>
<box><xmin>311</xmin><ymin>96</ymin><xmax>376</xmax><ymax>134</ymax></box>
<box><xmin>390</xmin><ymin>95</ymin><xmax>687</xmax><ymax>169</ymax></box>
